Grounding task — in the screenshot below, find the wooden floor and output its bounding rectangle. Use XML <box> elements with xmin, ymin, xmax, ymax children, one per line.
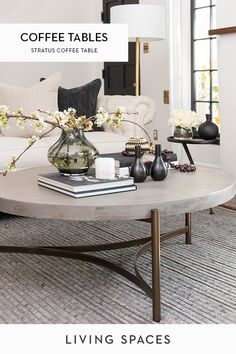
<box><xmin>221</xmin><ymin>196</ymin><xmax>236</xmax><ymax>211</ymax></box>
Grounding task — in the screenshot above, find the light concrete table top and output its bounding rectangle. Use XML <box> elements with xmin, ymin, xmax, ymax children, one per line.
<box><xmin>0</xmin><ymin>165</ymin><xmax>235</xmax><ymax>221</ymax></box>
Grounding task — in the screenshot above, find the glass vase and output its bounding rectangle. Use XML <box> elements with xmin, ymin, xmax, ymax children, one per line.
<box><xmin>173</xmin><ymin>126</ymin><xmax>193</xmax><ymax>139</ymax></box>
<box><xmin>48</xmin><ymin>128</ymin><xmax>99</xmax><ymax>175</ymax></box>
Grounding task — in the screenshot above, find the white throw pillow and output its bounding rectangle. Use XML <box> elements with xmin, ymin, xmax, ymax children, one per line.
<box><xmin>0</xmin><ymin>72</ymin><xmax>61</xmax><ymax>138</ymax></box>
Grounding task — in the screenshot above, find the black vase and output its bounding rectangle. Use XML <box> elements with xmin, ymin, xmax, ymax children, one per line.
<box><xmin>151</xmin><ymin>144</ymin><xmax>168</xmax><ymax>181</ymax></box>
<box><xmin>198</xmin><ymin>114</ymin><xmax>219</xmax><ymax>140</ymax></box>
<box><xmin>130</xmin><ymin>145</ymin><xmax>147</xmax><ymax>183</ymax></box>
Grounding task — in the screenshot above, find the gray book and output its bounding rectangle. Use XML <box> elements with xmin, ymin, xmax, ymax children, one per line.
<box><xmin>38</xmin><ymin>173</ymin><xmax>134</xmax><ymax>193</ymax></box>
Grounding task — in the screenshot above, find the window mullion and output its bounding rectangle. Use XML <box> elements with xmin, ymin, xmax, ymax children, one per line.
<box><xmin>191</xmin><ymin>0</ymin><xmax>196</xmax><ymax>111</ymax></box>
<box><xmin>209</xmin><ymin>0</ymin><xmax>213</xmax><ymax>116</ymax></box>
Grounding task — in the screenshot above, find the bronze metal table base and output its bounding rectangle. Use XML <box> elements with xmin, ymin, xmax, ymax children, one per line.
<box><xmin>0</xmin><ymin>211</ymin><xmax>192</xmax><ymax>323</ymax></box>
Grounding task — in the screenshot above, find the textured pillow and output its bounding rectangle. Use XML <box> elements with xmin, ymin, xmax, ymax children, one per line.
<box><xmin>0</xmin><ymin>72</ymin><xmax>61</xmax><ymax>138</ymax></box>
<box><xmin>40</xmin><ymin>78</ymin><xmax>103</xmax><ymax>131</ymax></box>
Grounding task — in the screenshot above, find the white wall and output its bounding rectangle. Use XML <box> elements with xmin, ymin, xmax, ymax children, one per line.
<box><xmin>140</xmin><ymin>0</ymin><xmax>170</xmax><ymax>148</ymax></box>
<box><xmin>216</xmin><ymin>0</ymin><xmax>236</xmax><ymax>28</ymax></box>
<box><xmin>0</xmin><ymin>0</ymin><xmax>103</xmax><ymax>88</ymax></box>
<box><xmin>216</xmin><ymin>0</ymin><xmax>236</xmax><ymax>176</ymax></box>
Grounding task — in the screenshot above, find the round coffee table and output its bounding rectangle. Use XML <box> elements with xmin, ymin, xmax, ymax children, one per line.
<box><xmin>0</xmin><ymin>165</ymin><xmax>235</xmax><ymax>322</ymax></box>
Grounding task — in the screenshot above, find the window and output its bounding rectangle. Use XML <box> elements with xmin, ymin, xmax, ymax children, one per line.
<box><xmin>191</xmin><ymin>0</ymin><xmax>220</xmax><ymax>125</ymax></box>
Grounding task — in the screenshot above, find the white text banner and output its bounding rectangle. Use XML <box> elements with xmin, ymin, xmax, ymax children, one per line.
<box><xmin>0</xmin><ymin>24</ymin><xmax>128</xmax><ymax>62</ymax></box>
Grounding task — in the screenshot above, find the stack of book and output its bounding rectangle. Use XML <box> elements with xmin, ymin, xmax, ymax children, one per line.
<box><xmin>37</xmin><ymin>173</ymin><xmax>136</xmax><ymax>198</ymax></box>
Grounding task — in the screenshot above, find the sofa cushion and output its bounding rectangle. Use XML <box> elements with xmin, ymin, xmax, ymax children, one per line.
<box><xmin>0</xmin><ymin>72</ymin><xmax>61</xmax><ymax>138</ymax></box>
<box><xmin>40</xmin><ymin>78</ymin><xmax>103</xmax><ymax>131</ymax></box>
<box><xmin>97</xmin><ymin>95</ymin><xmax>156</xmax><ymax>138</ymax></box>
<box><xmin>0</xmin><ymin>135</ymin><xmax>59</xmax><ymax>170</ymax></box>
<box><xmin>85</xmin><ymin>131</ymin><xmax>127</xmax><ymax>153</ymax></box>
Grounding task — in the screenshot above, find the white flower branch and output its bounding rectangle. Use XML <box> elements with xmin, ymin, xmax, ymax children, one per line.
<box><xmin>0</xmin><ymin>105</ymin><xmax>143</xmax><ymax>176</ymax></box>
<box><xmin>1</xmin><ymin>125</ymin><xmax>57</xmax><ymax>176</ymax></box>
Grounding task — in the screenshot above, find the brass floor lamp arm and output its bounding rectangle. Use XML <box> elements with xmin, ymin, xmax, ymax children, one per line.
<box><xmin>136</xmin><ymin>37</ymin><xmax>140</xmax><ymax>96</ymax></box>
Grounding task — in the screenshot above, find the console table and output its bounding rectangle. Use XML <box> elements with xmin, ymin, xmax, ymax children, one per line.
<box><xmin>167</xmin><ymin>136</ymin><xmax>220</xmax><ymax>164</ymax></box>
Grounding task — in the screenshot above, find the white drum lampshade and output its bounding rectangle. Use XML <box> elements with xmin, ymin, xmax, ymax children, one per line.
<box><xmin>111</xmin><ymin>4</ymin><xmax>165</xmax><ymax>96</ymax></box>
<box><xmin>111</xmin><ymin>4</ymin><xmax>165</xmax><ymax>41</ymax></box>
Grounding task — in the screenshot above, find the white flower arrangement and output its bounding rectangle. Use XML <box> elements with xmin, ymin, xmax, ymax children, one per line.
<box><xmin>168</xmin><ymin>109</ymin><xmax>204</xmax><ymax>130</ymax></box>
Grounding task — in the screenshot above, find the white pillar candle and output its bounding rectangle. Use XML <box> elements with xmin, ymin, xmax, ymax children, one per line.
<box><xmin>95</xmin><ymin>158</ymin><xmax>115</xmax><ymax>179</ymax></box>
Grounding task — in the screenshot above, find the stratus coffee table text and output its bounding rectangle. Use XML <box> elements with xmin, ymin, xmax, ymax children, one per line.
<box><xmin>0</xmin><ymin>165</ymin><xmax>235</xmax><ymax>322</ymax></box>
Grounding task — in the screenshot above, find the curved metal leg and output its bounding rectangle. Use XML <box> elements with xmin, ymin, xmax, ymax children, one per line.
<box><xmin>0</xmin><ymin>245</ymin><xmax>152</xmax><ymax>298</ymax></box>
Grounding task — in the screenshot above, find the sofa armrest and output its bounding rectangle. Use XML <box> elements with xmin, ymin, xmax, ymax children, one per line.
<box><xmin>97</xmin><ymin>95</ymin><xmax>156</xmax><ymax>138</ymax></box>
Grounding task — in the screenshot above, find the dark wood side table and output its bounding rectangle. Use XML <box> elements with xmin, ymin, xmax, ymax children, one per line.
<box><xmin>167</xmin><ymin>136</ymin><xmax>220</xmax><ymax>164</ymax></box>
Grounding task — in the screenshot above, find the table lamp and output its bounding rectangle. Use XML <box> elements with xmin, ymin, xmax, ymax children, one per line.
<box><xmin>111</xmin><ymin>4</ymin><xmax>165</xmax><ymax>96</ymax></box>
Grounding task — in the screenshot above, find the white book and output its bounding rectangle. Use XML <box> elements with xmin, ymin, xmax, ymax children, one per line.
<box><xmin>38</xmin><ymin>181</ymin><xmax>137</xmax><ymax>198</ymax></box>
<box><xmin>38</xmin><ymin>172</ymin><xmax>134</xmax><ymax>193</ymax></box>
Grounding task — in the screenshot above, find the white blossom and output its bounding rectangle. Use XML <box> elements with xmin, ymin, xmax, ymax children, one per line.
<box><xmin>12</xmin><ymin>107</ymin><xmax>23</xmax><ymax>115</ymax></box>
<box><xmin>53</xmin><ymin>111</ymin><xmax>67</xmax><ymax>127</ymax></box>
<box><xmin>16</xmin><ymin>117</ymin><xmax>27</xmax><ymax>129</ymax></box>
<box><xmin>31</xmin><ymin>112</ymin><xmax>40</xmax><ymax>119</ymax></box>
<box><xmin>115</xmin><ymin>106</ymin><xmax>126</xmax><ymax>117</ymax></box>
<box><xmin>65</xmin><ymin>107</ymin><xmax>76</xmax><ymax>116</ymax></box>
<box><xmin>0</xmin><ymin>105</ymin><xmax>10</xmax><ymax>128</ymax></box>
<box><xmin>84</xmin><ymin>120</ymin><xmax>93</xmax><ymax>132</ymax></box>
<box><xmin>0</xmin><ymin>105</ymin><xmax>10</xmax><ymax>115</ymax></box>
<box><xmin>27</xmin><ymin>135</ymin><xmax>39</xmax><ymax>146</ymax></box>
<box><xmin>6</xmin><ymin>155</ymin><xmax>17</xmax><ymax>171</ymax></box>
<box><xmin>95</xmin><ymin>107</ymin><xmax>109</xmax><ymax>127</ymax></box>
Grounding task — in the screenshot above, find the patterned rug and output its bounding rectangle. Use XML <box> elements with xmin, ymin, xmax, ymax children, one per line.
<box><xmin>0</xmin><ymin>207</ymin><xmax>235</xmax><ymax>324</ymax></box>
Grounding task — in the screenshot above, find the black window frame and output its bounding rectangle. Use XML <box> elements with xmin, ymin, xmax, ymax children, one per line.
<box><xmin>191</xmin><ymin>0</ymin><xmax>219</xmax><ymax>119</ymax></box>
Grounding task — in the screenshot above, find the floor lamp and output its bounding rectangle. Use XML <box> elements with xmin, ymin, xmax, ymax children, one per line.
<box><xmin>111</xmin><ymin>4</ymin><xmax>165</xmax><ymax>96</ymax></box>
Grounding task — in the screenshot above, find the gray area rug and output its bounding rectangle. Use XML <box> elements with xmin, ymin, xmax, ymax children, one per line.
<box><xmin>0</xmin><ymin>207</ymin><xmax>235</xmax><ymax>324</ymax></box>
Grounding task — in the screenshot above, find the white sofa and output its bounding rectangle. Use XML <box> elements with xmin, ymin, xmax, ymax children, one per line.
<box><xmin>0</xmin><ymin>95</ymin><xmax>155</xmax><ymax>170</ymax></box>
